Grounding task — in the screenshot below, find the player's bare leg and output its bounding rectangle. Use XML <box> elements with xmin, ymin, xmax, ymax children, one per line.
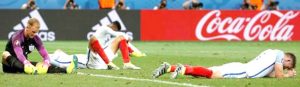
<box><xmin>2</xmin><ymin>51</ymin><xmax>10</xmax><ymax>65</ymax></box>
<box><xmin>110</xmin><ymin>36</ymin><xmax>141</xmax><ymax>70</ymax></box>
<box><xmin>110</xmin><ymin>36</ymin><xmax>124</xmax><ymax>53</ymax></box>
<box><xmin>89</xmin><ymin>36</ymin><xmax>116</xmax><ymax>69</ymax></box>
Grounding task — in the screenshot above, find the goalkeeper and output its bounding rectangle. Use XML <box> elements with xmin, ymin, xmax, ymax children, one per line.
<box><xmin>1</xmin><ymin>18</ymin><xmax>76</xmax><ymax>74</ymax></box>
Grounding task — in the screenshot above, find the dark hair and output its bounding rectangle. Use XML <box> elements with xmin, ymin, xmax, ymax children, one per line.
<box><xmin>192</xmin><ymin>2</ymin><xmax>203</xmax><ymax>8</ymax></box>
<box><xmin>241</xmin><ymin>3</ymin><xmax>257</xmax><ymax>10</ymax></box>
<box><xmin>159</xmin><ymin>0</ymin><xmax>167</xmax><ymax>9</ymax></box>
<box><xmin>29</xmin><ymin>1</ymin><xmax>35</xmax><ymax>7</ymax></box>
<box><xmin>270</xmin><ymin>1</ymin><xmax>279</xmax><ymax>6</ymax></box>
<box><xmin>285</xmin><ymin>52</ymin><xmax>296</xmax><ymax>68</ymax></box>
<box><xmin>159</xmin><ymin>3</ymin><xmax>166</xmax><ymax>9</ymax></box>
<box><xmin>118</xmin><ymin>2</ymin><xmax>124</xmax><ymax>6</ymax></box>
<box><xmin>112</xmin><ymin>21</ymin><xmax>121</xmax><ymax>31</ymax></box>
<box><xmin>69</xmin><ymin>0</ymin><xmax>74</xmax><ymax>3</ymax></box>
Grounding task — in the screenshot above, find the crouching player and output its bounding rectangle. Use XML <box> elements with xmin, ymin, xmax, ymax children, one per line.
<box><xmin>49</xmin><ymin>22</ymin><xmax>145</xmax><ymax>70</ymax></box>
<box><xmin>87</xmin><ymin>21</ymin><xmax>142</xmax><ymax>70</ymax></box>
<box><xmin>153</xmin><ymin>49</ymin><xmax>296</xmax><ymax>79</ymax></box>
<box><xmin>1</xmin><ymin>18</ymin><xmax>77</xmax><ymax>75</ymax></box>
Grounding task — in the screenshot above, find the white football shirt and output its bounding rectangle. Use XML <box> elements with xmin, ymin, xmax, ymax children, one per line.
<box><xmin>245</xmin><ymin>49</ymin><xmax>284</xmax><ymax>78</ymax></box>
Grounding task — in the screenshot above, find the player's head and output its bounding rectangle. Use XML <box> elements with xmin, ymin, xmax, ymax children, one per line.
<box><xmin>283</xmin><ymin>52</ymin><xmax>296</xmax><ymax>69</ymax></box>
<box><xmin>25</xmin><ymin>18</ymin><xmax>40</xmax><ymax>38</ymax></box>
<box><xmin>111</xmin><ymin>21</ymin><xmax>121</xmax><ymax>31</ymax></box>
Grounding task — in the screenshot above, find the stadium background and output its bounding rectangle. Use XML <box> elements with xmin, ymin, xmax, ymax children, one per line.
<box><xmin>1</xmin><ymin>0</ymin><xmax>300</xmax><ymax>10</ymax></box>
<box><xmin>0</xmin><ymin>0</ymin><xmax>300</xmax><ymax>87</ymax></box>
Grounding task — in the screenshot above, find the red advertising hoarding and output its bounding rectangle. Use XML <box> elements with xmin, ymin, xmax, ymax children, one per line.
<box><xmin>141</xmin><ymin>10</ymin><xmax>300</xmax><ymax>41</ymax></box>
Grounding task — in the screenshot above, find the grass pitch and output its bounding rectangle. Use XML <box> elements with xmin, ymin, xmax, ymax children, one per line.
<box><xmin>0</xmin><ymin>41</ymin><xmax>299</xmax><ymax>87</ymax></box>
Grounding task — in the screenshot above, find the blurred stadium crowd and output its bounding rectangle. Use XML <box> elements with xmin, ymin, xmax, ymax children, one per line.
<box><xmin>0</xmin><ymin>0</ymin><xmax>299</xmax><ymax>10</ymax></box>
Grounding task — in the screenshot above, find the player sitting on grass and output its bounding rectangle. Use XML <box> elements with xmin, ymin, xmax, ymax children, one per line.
<box><xmin>153</xmin><ymin>49</ymin><xmax>296</xmax><ymax>79</ymax></box>
<box><xmin>1</xmin><ymin>18</ymin><xmax>77</xmax><ymax>75</ymax></box>
<box><xmin>48</xmin><ymin>41</ymin><xmax>146</xmax><ymax>69</ymax></box>
<box><xmin>88</xmin><ymin>21</ymin><xmax>143</xmax><ymax>70</ymax></box>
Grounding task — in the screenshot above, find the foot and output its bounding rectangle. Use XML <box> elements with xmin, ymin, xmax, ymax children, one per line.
<box><xmin>171</xmin><ymin>64</ymin><xmax>186</xmax><ymax>79</ymax></box>
<box><xmin>130</xmin><ymin>52</ymin><xmax>146</xmax><ymax>58</ymax></box>
<box><xmin>123</xmin><ymin>62</ymin><xmax>141</xmax><ymax>70</ymax></box>
<box><xmin>152</xmin><ymin>62</ymin><xmax>170</xmax><ymax>78</ymax></box>
<box><xmin>107</xmin><ymin>62</ymin><xmax>120</xmax><ymax>70</ymax></box>
<box><xmin>67</xmin><ymin>55</ymin><xmax>78</xmax><ymax>74</ymax></box>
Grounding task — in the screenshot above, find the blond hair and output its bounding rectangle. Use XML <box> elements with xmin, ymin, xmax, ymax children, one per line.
<box><xmin>27</xmin><ymin>18</ymin><xmax>40</xmax><ymax>27</ymax></box>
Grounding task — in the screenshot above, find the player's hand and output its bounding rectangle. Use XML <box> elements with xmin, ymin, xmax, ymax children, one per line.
<box><xmin>287</xmin><ymin>69</ymin><xmax>296</xmax><ymax>77</ymax></box>
<box><xmin>120</xmin><ymin>33</ymin><xmax>133</xmax><ymax>41</ymax></box>
<box><xmin>43</xmin><ymin>60</ymin><xmax>50</xmax><ymax>68</ymax></box>
<box><xmin>36</xmin><ymin>61</ymin><xmax>50</xmax><ymax>74</ymax></box>
<box><xmin>24</xmin><ymin>60</ymin><xmax>37</xmax><ymax>74</ymax></box>
<box><xmin>127</xmin><ymin>36</ymin><xmax>133</xmax><ymax>41</ymax></box>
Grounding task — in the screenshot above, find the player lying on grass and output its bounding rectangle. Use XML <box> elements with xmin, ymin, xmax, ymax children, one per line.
<box><xmin>87</xmin><ymin>21</ymin><xmax>144</xmax><ymax>70</ymax></box>
<box><xmin>49</xmin><ymin>42</ymin><xmax>146</xmax><ymax>69</ymax></box>
<box><xmin>1</xmin><ymin>18</ymin><xmax>77</xmax><ymax>75</ymax></box>
<box><xmin>153</xmin><ymin>49</ymin><xmax>296</xmax><ymax>79</ymax></box>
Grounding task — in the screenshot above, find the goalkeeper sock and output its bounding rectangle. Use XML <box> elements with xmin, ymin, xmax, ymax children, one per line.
<box><xmin>184</xmin><ymin>65</ymin><xmax>212</xmax><ymax>78</ymax></box>
<box><xmin>91</xmin><ymin>40</ymin><xmax>109</xmax><ymax>64</ymax></box>
<box><xmin>119</xmin><ymin>39</ymin><xmax>130</xmax><ymax>63</ymax></box>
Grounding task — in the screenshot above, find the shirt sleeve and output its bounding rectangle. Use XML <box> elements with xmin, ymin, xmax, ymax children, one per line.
<box><xmin>12</xmin><ymin>39</ymin><xmax>28</xmax><ymax>64</ymax></box>
<box><xmin>275</xmin><ymin>50</ymin><xmax>284</xmax><ymax>65</ymax></box>
<box><xmin>105</xmin><ymin>27</ymin><xmax>130</xmax><ymax>40</ymax></box>
<box><xmin>34</xmin><ymin>36</ymin><xmax>50</xmax><ymax>64</ymax></box>
<box><xmin>105</xmin><ymin>27</ymin><xmax>121</xmax><ymax>36</ymax></box>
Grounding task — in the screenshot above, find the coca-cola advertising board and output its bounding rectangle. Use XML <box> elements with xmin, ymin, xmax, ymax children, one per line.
<box><xmin>141</xmin><ymin>10</ymin><xmax>300</xmax><ymax>41</ymax></box>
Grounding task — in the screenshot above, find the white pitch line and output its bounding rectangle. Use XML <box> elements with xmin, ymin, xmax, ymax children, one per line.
<box><xmin>77</xmin><ymin>72</ymin><xmax>208</xmax><ymax>87</ymax></box>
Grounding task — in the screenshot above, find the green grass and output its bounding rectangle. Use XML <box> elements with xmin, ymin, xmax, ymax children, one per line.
<box><xmin>0</xmin><ymin>41</ymin><xmax>300</xmax><ymax>87</ymax></box>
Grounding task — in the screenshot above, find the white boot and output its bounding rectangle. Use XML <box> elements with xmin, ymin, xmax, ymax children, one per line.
<box><xmin>107</xmin><ymin>62</ymin><xmax>120</xmax><ymax>70</ymax></box>
<box><xmin>123</xmin><ymin>62</ymin><xmax>141</xmax><ymax>70</ymax></box>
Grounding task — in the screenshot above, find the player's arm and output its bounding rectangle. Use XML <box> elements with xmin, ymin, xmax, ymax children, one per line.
<box><xmin>273</xmin><ymin>51</ymin><xmax>287</xmax><ymax>78</ymax></box>
<box><xmin>268</xmin><ymin>68</ymin><xmax>296</xmax><ymax>78</ymax></box>
<box><xmin>105</xmin><ymin>27</ymin><xmax>131</xmax><ymax>41</ymax></box>
<box><xmin>12</xmin><ymin>40</ymin><xmax>30</xmax><ymax>64</ymax></box>
<box><xmin>12</xmin><ymin>39</ymin><xmax>36</xmax><ymax>74</ymax></box>
<box><xmin>274</xmin><ymin>63</ymin><xmax>284</xmax><ymax>78</ymax></box>
<box><xmin>285</xmin><ymin>68</ymin><xmax>296</xmax><ymax>77</ymax></box>
<box><xmin>34</xmin><ymin>36</ymin><xmax>50</xmax><ymax>66</ymax></box>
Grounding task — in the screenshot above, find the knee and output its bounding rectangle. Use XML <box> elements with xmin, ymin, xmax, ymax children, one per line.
<box><xmin>89</xmin><ymin>36</ymin><xmax>97</xmax><ymax>44</ymax></box>
<box><xmin>115</xmin><ymin>36</ymin><xmax>125</xmax><ymax>41</ymax></box>
<box><xmin>2</xmin><ymin>51</ymin><xmax>11</xmax><ymax>60</ymax></box>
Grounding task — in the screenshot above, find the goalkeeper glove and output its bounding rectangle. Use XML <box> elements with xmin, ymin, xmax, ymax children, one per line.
<box><xmin>36</xmin><ymin>61</ymin><xmax>49</xmax><ymax>74</ymax></box>
<box><xmin>24</xmin><ymin>60</ymin><xmax>37</xmax><ymax>75</ymax></box>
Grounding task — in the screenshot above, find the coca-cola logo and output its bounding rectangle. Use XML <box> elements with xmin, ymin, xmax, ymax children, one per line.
<box><xmin>195</xmin><ymin>10</ymin><xmax>299</xmax><ymax>41</ymax></box>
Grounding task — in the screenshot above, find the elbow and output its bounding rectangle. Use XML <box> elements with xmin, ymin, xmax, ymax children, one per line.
<box><xmin>89</xmin><ymin>36</ymin><xmax>97</xmax><ymax>42</ymax></box>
